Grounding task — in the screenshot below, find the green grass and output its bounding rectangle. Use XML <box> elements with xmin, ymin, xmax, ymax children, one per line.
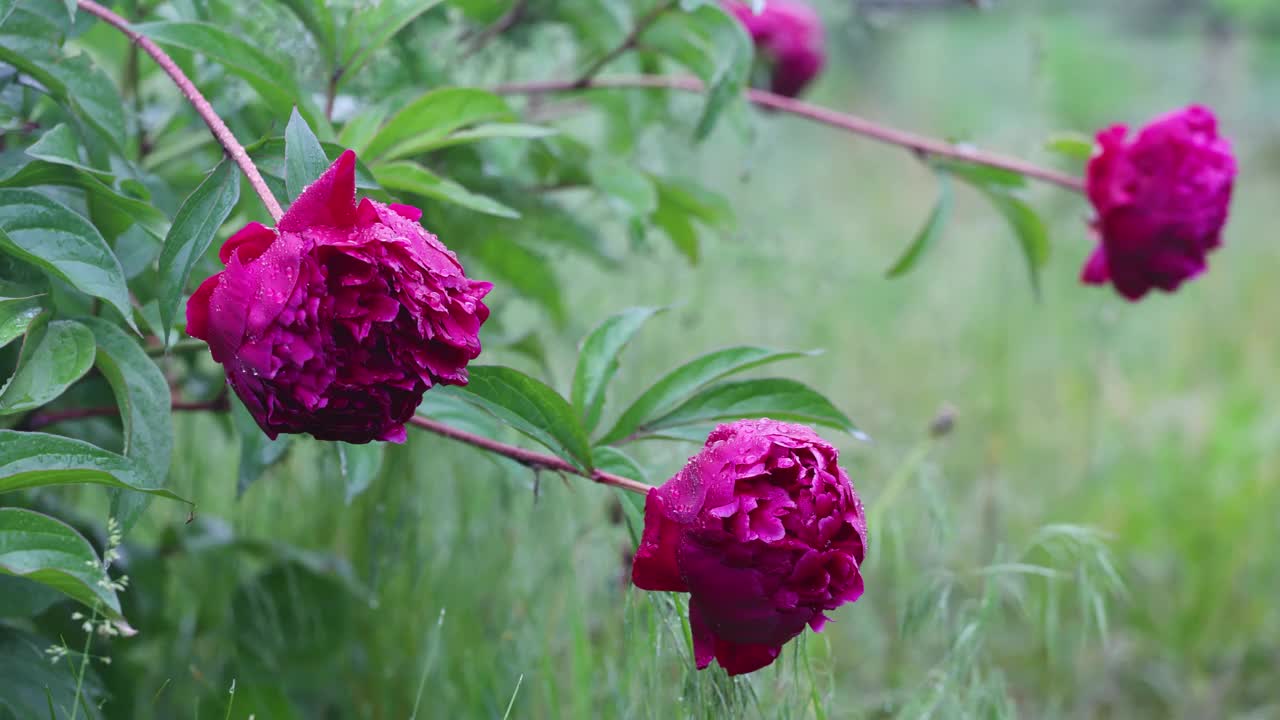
<box><xmin>82</xmin><ymin>5</ymin><xmax>1280</xmax><ymax>719</ymax></box>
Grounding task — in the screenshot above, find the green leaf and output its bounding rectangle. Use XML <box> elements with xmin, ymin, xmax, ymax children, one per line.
<box><xmin>438</xmin><ymin>366</ymin><xmax>593</xmax><ymax>471</ymax></box>
<box><xmin>572</xmin><ymin>307</ymin><xmax>662</xmax><ymax>432</ymax></box>
<box><xmin>157</xmin><ymin>159</ymin><xmax>240</xmax><ymax>341</ymax></box>
<box><xmin>231</xmin><ymin>395</ymin><xmax>293</xmax><ymax>499</ymax></box>
<box><xmin>932</xmin><ymin>159</ymin><xmax>1027</xmax><ymax>188</ymax></box>
<box><xmin>0</xmin><ymin>35</ymin><xmax>127</xmax><ymax>153</ymax></box>
<box><xmin>0</xmin><ymin>575</ymin><xmax>63</xmax><ymax>618</ymax></box>
<box><xmin>373</xmin><ymin>161</ymin><xmax>519</xmax><ymax>218</ymax></box>
<box><xmin>79</xmin><ymin>318</ymin><xmax>174</xmax><ymax>534</ymax></box>
<box><xmin>887</xmin><ymin>177</ymin><xmax>952</xmax><ymax>277</ymax></box>
<box><xmin>337</xmin><ymin>106</ymin><xmax>390</xmax><ymax>156</ymax></box>
<box><xmin>0</xmin><ymin>1</ymin><xmax>15</xmax><ymax>27</ymax></box>
<box><xmin>0</xmin><ymin>295</ymin><xmax>44</xmax><ymax>350</ymax></box>
<box><xmin>0</xmin><ymin>315</ymin><xmax>94</xmax><ymax>415</ymax></box>
<box><xmin>0</xmin><ymin>160</ymin><xmax>168</xmax><ymax>242</ymax></box>
<box><xmin>249</xmin><ymin>138</ymin><xmax>380</xmax><ymax>190</ymax></box>
<box><xmin>654</xmin><ymin>177</ymin><xmax>734</xmax><ymax>232</ymax></box>
<box><xmin>470</xmin><ymin>236</ymin><xmax>564</xmax><ymax>323</ymax></box>
<box><xmin>407</xmin><ymin>123</ymin><xmax>559</xmax><ymax>153</ymax></box>
<box><xmin>0</xmin><ymin>431</ymin><xmax>189</xmax><ymax>503</ymax></box>
<box><xmin>983</xmin><ymin>190</ymin><xmax>1050</xmax><ymax>296</ymax></box>
<box><xmin>0</xmin><ymin>189</ymin><xmax>136</xmax><ymax>331</ymax></box>
<box><xmin>135</xmin><ymin>21</ymin><xmax>300</xmax><ymax>117</ymax></box>
<box><xmin>338</xmin><ymin>442</ymin><xmax>384</xmax><ymax>505</ymax></box>
<box><xmin>342</xmin><ymin>0</ymin><xmax>447</xmax><ymax>79</ymax></box>
<box><xmin>267</xmin><ymin>0</ymin><xmax>338</xmax><ymax>63</ymax></box>
<box><xmin>645</xmin><ymin>378</ymin><xmax>856</xmax><ymax>435</ymax></box>
<box><xmin>599</xmin><ymin>346</ymin><xmax>814</xmax><ymax>444</ymax></box>
<box><xmin>653</xmin><ymin>190</ymin><xmax>699</xmax><ymax>262</ymax></box>
<box><xmin>0</xmin><ymin>508</ymin><xmax>120</xmax><ymax>616</ymax></box>
<box><xmin>363</xmin><ymin>87</ymin><xmax>515</xmax><ymax>160</ymax></box>
<box><xmin>1045</xmin><ymin>132</ymin><xmax>1095</xmax><ymax>161</ymax></box>
<box><xmin>24</xmin><ymin>123</ymin><xmax>101</xmax><ymax>175</ymax></box>
<box><xmin>588</xmin><ymin>156</ymin><xmax>657</xmax><ymax>219</ymax></box>
<box><xmin>285</xmin><ymin>107</ymin><xmax>332</xmax><ymax>201</ymax></box>
<box><xmin>642</xmin><ymin>4</ymin><xmax>752</xmax><ymax>139</ymax></box>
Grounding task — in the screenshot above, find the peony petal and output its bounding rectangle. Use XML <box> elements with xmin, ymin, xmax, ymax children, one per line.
<box><xmin>390</xmin><ymin>203</ymin><xmax>423</xmax><ymax>222</ymax></box>
<box><xmin>1080</xmin><ymin>247</ymin><xmax>1110</xmax><ymax>285</ymax></box>
<box><xmin>279</xmin><ymin>150</ymin><xmax>358</xmax><ymax>231</ymax></box>
<box><xmin>185</xmin><ymin>273</ymin><xmax>221</xmax><ymax>347</ymax></box>
<box><xmin>219</xmin><ymin>221</ymin><xmax>277</xmax><ymax>265</ymax></box>
<box><xmin>631</xmin><ymin>490</ymin><xmax>689</xmax><ymax>592</ymax></box>
<box><xmin>689</xmin><ymin>601</ymin><xmax>717</xmax><ymax>670</ymax></box>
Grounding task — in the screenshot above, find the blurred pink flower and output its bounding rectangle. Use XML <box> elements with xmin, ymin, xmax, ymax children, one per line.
<box><xmin>724</xmin><ymin>1</ymin><xmax>826</xmax><ymax>97</ymax></box>
<box><xmin>187</xmin><ymin>151</ymin><xmax>491</xmax><ymax>443</ymax></box>
<box><xmin>632</xmin><ymin>419</ymin><xmax>867</xmax><ymax>676</ymax></box>
<box><xmin>1081</xmin><ymin>105</ymin><xmax>1236</xmax><ymax>300</ymax></box>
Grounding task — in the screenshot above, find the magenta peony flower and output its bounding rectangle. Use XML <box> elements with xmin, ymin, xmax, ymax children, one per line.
<box><xmin>724</xmin><ymin>1</ymin><xmax>826</xmax><ymax>98</ymax></box>
<box><xmin>186</xmin><ymin>151</ymin><xmax>491</xmax><ymax>443</ymax></box>
<box><xmin>631</xmin><ymin>419</ymin><xmax>867</xmax><ymax>676</ymax></box>
<box><xmin>1081</xmin><ymin>105</ymin><xmax>1236</xmax><ymax>301</ymax></box>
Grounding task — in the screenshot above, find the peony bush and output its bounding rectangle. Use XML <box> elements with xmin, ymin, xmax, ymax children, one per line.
<box><xmin>0</xmin><ymin>0</ymin><xmax>1243</xmax><ymax>716</ymax></box>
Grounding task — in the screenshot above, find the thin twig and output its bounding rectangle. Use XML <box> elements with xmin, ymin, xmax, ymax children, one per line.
<box><xmin>408</xmin><ymin>416</ymin><xmax>652</xmax><ymax>495</ymax></box>
<box><xmin>573</xmin><ymin>1</ymin><xmax>677</xmax><ymax>88</ymax></box>
<box><xmin>77</xmin><ymin>0</ymin><xmax>285</xmax><ymax>221</ymax></box>
<box><xmin>461</xmin><ymin>0</ymin><xmax>529</xmax><ymax>58</ymax></box>
<box><xmin>494</xmin><ymin>74</ymin><xmax>1087</xmax><ymax>193</ymax></box>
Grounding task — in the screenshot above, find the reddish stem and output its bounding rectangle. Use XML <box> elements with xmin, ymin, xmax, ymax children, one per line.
<box><xmin>493</xmin><ymin>75</ymin><xmax>1087</xmax><ymax>193</ymax></box>
<box><xmin>27</xmin><ymin>400</ymin><xmax>653</xmax><ymax>495</ymax></box>
<box><xmin>78</xmin><ymin>0</ymin><xmax>285</xmax><ymax>221</ymax></box>
<box><xmin>408</xmin><ymin>416</ymin><xmax>652</xmax><ymax>495</ymax></box>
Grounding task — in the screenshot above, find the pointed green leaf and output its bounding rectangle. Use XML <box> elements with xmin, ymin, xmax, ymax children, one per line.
<box><xmin>373</xmin><ymin>161</ymin><xmax>519</xmax><ymax>218</ymax></box>
<box><xmin>984</xmin><ymin>190</ymin><xmax>1050</xmax><ymax>296</ymax></box>
<box><xmin>285</xmin><ymin>107</ymin><xmax>331</xmax><ymax>201</ymax></box>
<box><xmin>343</xmin><ymin>0</ymin><xmax>446</xmax><ymax>76</ymax></box>
<box><xmin>887</xmin><ymin>177</ymin><xmax>952</xmax><ymax>277</ymax></box>
<box><xmin>1045</xmin><ymin>132</ymin><xmax>1095</xmax><ymax>161</ymax></box>
<box><xmin>407</xmin><ymin>123</ymin><xmax>558</xmax><ymax>153</ymax></box>
<box><xmin>0</xmin><ymin>315</ymin><xmax>94</xmax><ymax>415</ymax></box>
<box><xmin>572</xmin><ymin>307</ymin><xmax>662</xmax><ymax>432</ymax></box>
<box><xmin>0</xmin><ymin>508</ymin><xmax>120</xmax><ymax>617</ymax></box>
<box><xmin>364</xmin><ymin>88</ymin><xmax>514</xmax><ymax>160</ymax></box>
<box><xmin>134</xmin><ymin>21</ymin><xmax>327</xmax><ymax>130</ymax></box>
<box><xmin>337</xmin><ymin>106</ymin><xmax>390</xmax><ymax>156</ymax></box>
<box><xmin>0</xmin><ymin>431</ymin><xmax>189</xmax><ymax>503</ymax></box>
<box><xmin>0</xmin><ymin>190</ymin><xmax>136</xmax><ymax>330</ymax></box>
<box><xmin>0</xmin><ymin>295</ymin><xmax>44</xmax><ymax>350</ymax></box>
<box><xmin>599</xmin><ymin>346</ymin><xmax>816</xmax><ymax>444</ymax></box>
<box><xmin>644</xmin><ymin>378</ymin><xmax>855</xmax><ymax>436</ymax></box>
<box><xmin>157</xmin><ymin>159</ymin><xmax>240</xmax><ymax>339</ymax></box>
<box><xmin>79</xmin><ymin>318</ymin><xmax>174</xmax><ymax>534</ymax></box>
<box><xmin>0</xmin><ymin>161</ymin><xmax>167</xmax><ymax>242</ymax></box>
<box><xmin>438</xmin><ymin>366</ymin><xmax>593</xmax><ymax>471</ymax></box>
<box><xmin>642</xmin><ymin>4</ymin><xmax>752</xmax><ymax>140</ymax></box>
<box><xmin>24</xmin><ymin>123</ymin><xmax>101</xmax><ymax>175</ymax></box>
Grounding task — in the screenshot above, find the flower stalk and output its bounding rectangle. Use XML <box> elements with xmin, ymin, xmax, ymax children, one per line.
<box><xmin>494</xmin><ymin>75</ymin><xmax>1087</xmax><ymax>193</ymax></box>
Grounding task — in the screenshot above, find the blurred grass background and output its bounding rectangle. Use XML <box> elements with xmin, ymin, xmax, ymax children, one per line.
<box><xmin>101</xmin><ymin>2</ymin><xmax>1280</xmax><ymax>717</ymax></box>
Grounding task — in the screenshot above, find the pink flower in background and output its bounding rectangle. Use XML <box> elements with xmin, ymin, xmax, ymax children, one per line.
<box><xmin>631</xmin><ymin>419</ymin><xmax>867</xmax><ymax>676</ymax></box>
<box><xmin>186</xmin><ymin>151</ymin><xmax>491</xmax><ymax>444</ymax></box>
<box><xmin>1081</xmin><ymin>105</ymin><xmax>1236</xmax><ymax>301</ymax></box>
<box><xmin>724</xmin><ymin>1</ymin><xmax>826</xmax><ymax>97</ymax></box>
